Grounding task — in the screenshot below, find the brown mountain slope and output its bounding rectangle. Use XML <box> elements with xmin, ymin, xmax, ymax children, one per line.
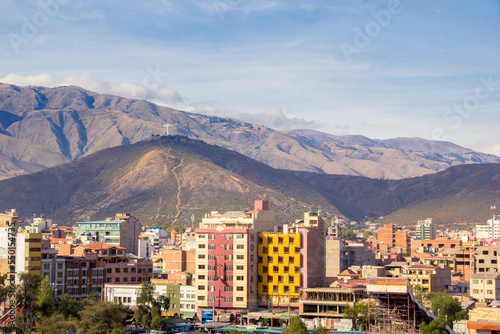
<box><xmin>0</xmin><ymin>83</ymin><xmax>498</xmax><ymax>180</ymax></box>
<box><xmin>0</xmin><ymin>136</ymin><xmax>341</xmax><ymax>226</ymax></box>
<box><xmin>0</xmin><ymin>136</ymin><xmax>498</xmax><ymax>227</ymax></box>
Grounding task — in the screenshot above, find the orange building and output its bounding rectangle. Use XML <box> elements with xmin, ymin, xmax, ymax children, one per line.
<box><xmin>375</xmin><ymin>224</ymin><xmax>411</xmax><ymax>255</ymax></box>
<box><xmin>162</xmin><ymin>248</ymin><xmax>196</xmax><ymax>273</ymax></box>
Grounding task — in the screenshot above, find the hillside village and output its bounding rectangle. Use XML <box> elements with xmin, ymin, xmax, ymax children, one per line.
<box><xmin>1</xmin><ymin>200</ymin><xmax>500</xmax><ymax>333</ymax></box>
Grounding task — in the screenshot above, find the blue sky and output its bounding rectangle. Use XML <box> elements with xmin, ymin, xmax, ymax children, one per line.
<box><xmin>1</xmin><ymin>0</ymin><xmax>499</xmax><ymax>154</ymax></box>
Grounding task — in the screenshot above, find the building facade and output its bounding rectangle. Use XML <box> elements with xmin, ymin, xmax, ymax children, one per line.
<box><xmin>257</xmin><ymin>212</ymin><xmax>326</xmax><ymax>309</ymax></box>
<box><xmin>15</xmin><ymin>231</ymin><xmax>42</xmax><ymax>282</ymax></box>
<box><xmin>195</xmin><ymin>200</ymin><xmax>276</xmax><ymax>318</ymax></box>
<box><xmin>474</xmin><ymin>246</ymin><xmax>499</xmax><ymax>274</ymax></box>
<box><xmin>376</xmin><ymin>224</ymin><xmax>411</xmax><ymax>255</ymax></box>
<box><xmin>475</xmin><ymin>216</ymin><xmax>500</xmax><ymax>240</ymax></box>
<box><xmin>470</xmin><ymin>273</ymin><xmax>500</xmax><ymax>303</ymax></box>
<box><xmin>415</xmin><ymin>218</ymin><xmax>436</xmax><ymax>240</ymax></box>
<box><xmin>401</xmin><ymin>264</ymin><xmax>451</xmax><ymax>293</ymax></box>
<box><xmin>73</xmin><ymin>213</ymin><xmax>141</xmax><ymax>255</ymax></box>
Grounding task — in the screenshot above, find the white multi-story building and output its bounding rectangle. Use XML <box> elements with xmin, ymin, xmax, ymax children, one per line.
<box><xmin>476</xmin><ymin>216</ymin><xmax>500</xmax><ymax>239</ymax></box>
<box><xmin>141</xmin><ymin>228</ymin><xmax>168</xmax><ymax>252</ymax></box>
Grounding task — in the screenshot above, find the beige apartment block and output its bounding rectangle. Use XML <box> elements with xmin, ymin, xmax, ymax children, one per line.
<box><xmin>470</xmin><ymin>273</ymin><xmax>500</xmax><ymax>303</ymax></box>
<box><xmin>401</xmin><ymin>264</ymin><xmax>451</xmax><ymax>293</ymax></box>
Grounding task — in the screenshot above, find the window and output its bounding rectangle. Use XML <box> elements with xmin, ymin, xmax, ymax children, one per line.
<box><xmin>123</xmin><ymin>268</ymin><xmax>128</xmax><ymax>273</ymax></box>
<box><xmin>225</xmin><ymin>255</ymin><xmax>233</xmax><ymax>261</ymax></box>
<box><xmin>284</xmin><ymin>266</ymin><xmax>289</xmax><ymax>273</ymax></box>
<box><xmin>208</xmin><ymin>244</ymin><xmax>216</xmax><ymax>250</ymax></box>
<box><xmin>268</xmin><ymin>256</ymin><xmax>273</xmax><ymax>263</ymax></box>
<box><xmin>236</xmin><ymin>297</ymin><xmax>244</xmax><ymax>302</ymax></box>
<box><xmin>236</xmin><ymin>265</ymin><xmax>244</xmax><ymax>270</ymax></box>
<box><xmin>473</xmin><ymin>279</ymin><xmax>479</xmax><ymax>284</ymax></box>
<box><xmin>289</xmin><ymin>276</ymin><xmax>294</xmax><ymax>283</ymax></box>
<box><xmin>263</xmin><ymin>285</ymin><xmax>268</xmax><ymax>293</ymax></box>
<box><xmin>236</xmin><ymin>255</ymin><xmax>244</xmax><ymax>260</ymax></box>
<box><xmin>278</xmin><ymin>276</ymin><xmax>284</xmax><ymax>283</ymax></box>
<box><xmin>115</xmin><ymin>268</ymin><xmax>120</xmax><ymax>273</ymax></box>
<box><xmin>225</xmin><ymin>244</ymin><xmax>233</xmax><ymax>250</ymax></box>
<box><xmin>198</xmin><ymin>234</ymin><xmax>206</xmax><ymax>238</ymax></box>
<box><xmin>237</xmin><ymin>286</ymin><xmax>244</xmax><ymax>291</ymax></box>
<box><xmin>479</xmin><ymin>259</ymin><xmax>485</xmax><ymax>264</ymax></box>
<box><xmin>273</xmin><ymin>286</ymin><xmax>278</xmax><ymax>293</ymax></box>
<box><xmin>198</xmin><ymin>254</ymin><xmax>206</xmax><ymax>259</ymax></box>
<box><xmin>263</xmin><ymin>247</ymin><xmax>268</xmax><ymax>254</ymax></box>
<box><xmin>487</xmin><ymin>280</ymin><xmax>493</xmax><ymax>284</ymax></box>
<box><xmin>295</xmin><ymin>286</ymin><xmax>301</xmax><ymax>293</ymax></box>
<box><xmin>225</xmin><ymin>234</ymin><xmax>233</xmax><ymax>240</ymax></box>
<box><xmin>262</xmin><ymin>266</ymin><xmax>268</xmax><ymax>273</ymax></box>
<box><xmin>273</xmin><ymin>266</ymin><xmax>279</xmax><ymax>273</ymax></box>
<box><xmin>198</xmin><ymin>244</ymin><xmax>206</xmax><ymax>249</ymax></box>
<box><xmin>224</xmin><ymin>297</ymin><xmax>233</xmax><ymax>303</ymax></box>
<box><xmin>236</xmin><ymin>234</ymin><xmax>244</xmax><ymax>238</ymax></box>
<box><xmin>224</xmin><ymin>286</ymin><xmax>233</xmax><ymax>292</ymax></box>
<box><xmin>236</xmin><ymin>276</ymin><xmax>244</xmax><ymax>281</ymax></box>
<box><xmin>290</xmin><ymin>257</ymin><xmax>294</xmax><ymax>264</ymax></box>
<box><xmin>236</xmin><ymin>244</ymin><xmax>244</xmax><ymax>249</ymax></box>
<box><xmin>198</xmin><ymin>275</ymin><xmax>206</xmax><ymax>280</ymax></box>
<box><xmin>278</xmin><ymin>256</ymin><xmax>283</xmax><ymax>263</ymax></box>
<box><xmin>208</xmin><ymin>234</ymin><xmax>216</xmax><ymax>240</ymax></box>
<box><xmin>273</xmin><ymin>247</ymin><xmax>278</xmax><ymax>253</ymax></box>
<box><xmin>198</xmin><ymin>285</ymin><xmax>205</xmax><ymax>290</ymax></box>
<box><xmin>198</xmin><ymin>265</ymin><xmax>206</xmax><ymax>270</ymax></box>
<box><xmin>115</xmin><ymin>278</ymin><xmax>120</xmax><ymax>282</ymax></box>
<box><xmin>284</xmin><ymin>247</ymin><xmax>289</xmax><ymax>254</ymax></box>
<box><xmin>198</xmin><ymin>296</ymin><xmax>205</xmax><ymax>301</ymax></box>
<box><xmin>290</xmin><ymin>237</ymin><xmax>295</xmax><ymax>244</ymax></box>
<box><xmin>487</xmin><ymin>290</ymin><xmax>493</xmax><ymax>294</ymax></box>
<box><xmin>268</xmin><ymin>276</ymin><xmax>273</xmax><ymax>283</ymax></box>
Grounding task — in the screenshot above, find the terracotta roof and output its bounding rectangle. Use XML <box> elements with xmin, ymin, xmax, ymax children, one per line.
<box><xmin>339</xmin><ymin>269</ymin><xmax>358</xmax><ymax>276</ymax></box>
<box><xmin>467</xmin><ymin>321</ymin><xmax>500</xmax><ymax>330</ymax></box>
<box><xmin>50</xmin><ymin>238</ymin><xmax>68</xmax><ymax>244</ymax></box>
<box><xmin>80</xmin><ymin>242</ymin><xmax>125</xmax><ymax>250</ymax></box>
<box><xmin>407</xmin><ymin>264</ymin><xmax>438</xmax><ymax>270</ymax></box>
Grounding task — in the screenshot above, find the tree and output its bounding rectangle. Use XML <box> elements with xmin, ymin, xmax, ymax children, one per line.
<box><xmin>35</xmin><ymin>314</ymin><xmax>77</xmax><ymax>334</ymax></box>
<box><xmin>37</xmin><ymin>275</ymin><xmax>55</xmax><ymax>319</ymax></box>
<box><xmin>77</xmin><ymin>300</ymin><xmax>130</xmax><ymax>334</ymax></box>
<box><xmin>343</xmin><ymin>301</ymin><xmax>377</xmax><ymax>331</ymax></box>
<box><xmin>56</xmin><ymin>294</ymin><xmax>80</xmax><ymax>319</ymax></box>
<box><xmin>429</xmin><ymin>291</ymin><xmax>466</xmax><ymax>327</ymax></box>
<box><xmin>282</xmin><ymin>316</ymin><xmax>308</xmax><ymax>334</ymax></box>
<box><xmin>134</xmin><ymin>282</ymin><xmax>169</xmax><ymax>328</ymax></box>
<box><xmin>420</xmin><ymin>318</ymin><xmax>448</xmax><ymax>334</ymax></box>
<box><xmin>15</xmin><ymin>273</ymin><xmax>41</xmax><ymax>334</ymax></box>
<box><xmin>340</xmin><ymin>228</ymin><xmax>357</xmax><ymax>241</ymax></box>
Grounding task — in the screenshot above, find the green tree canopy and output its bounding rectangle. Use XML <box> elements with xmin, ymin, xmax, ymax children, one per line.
<box><xmin>420</xmin><ymin>318</ymin><xmax>448</xmax><ymax>334</ymax></box>
<box><xmin>37</xmin><ymin>275</ymin><xmax>56</xmax><ymax>319</ymax></box>
<box><xmin>341</xmin><ymin>228</ymin><xmax>357</xmax><ymax>241</ymax></box>
<box><xmin>282</xmin><ymin>316</ymin><xmax>308</xmax><ymax>334</ymax></box>
<box><xmin>343</xmin><ymin>301</ymin><xmax>377</xmax><ymax>331</ymax></box>
<box><xmin>429</xmin><ymin>291</ymin><xmax>466</xmax><ymax>327</ymax></box>
<box><xmin>16</xmin><ymin>273</ymin><xmax>41</xmax><ymax>334</ymax></box>
<box><xmin>77</xmin><ymin>300</ymin><xmax>130</xmax><ymax>334</ymax></box>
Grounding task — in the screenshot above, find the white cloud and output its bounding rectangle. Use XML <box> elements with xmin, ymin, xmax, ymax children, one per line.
<box><xmin>0</xmin><ymin>72</ymin><xmax>183</xmax><ymax>104</ymax></box>
<box><xmin>474</xmin><ymin>138</ymin><xmax>500</xmax><ymax>157</ymax></box>
<box><xmin>183</xmin><ymin>104</ymin><xmax>325</xmax><ymax>130</ymax></box>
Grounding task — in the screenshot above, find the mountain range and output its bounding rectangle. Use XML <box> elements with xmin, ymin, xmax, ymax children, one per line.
<box><xmin>0</xmin><ymin>135</ymin><xmax>497</xmax><ymax>227</ymax></box>
<box><xmin>0</xmin><ymin>83</ymin><xmax>498</xmax><ymax>181</ymax></box>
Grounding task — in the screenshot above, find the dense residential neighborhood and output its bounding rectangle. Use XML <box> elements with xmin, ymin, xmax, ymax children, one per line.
<box><xmin>1</xmin><ymin>201</ymin><xmax>500</xmax><ymax>333</ymax></box>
